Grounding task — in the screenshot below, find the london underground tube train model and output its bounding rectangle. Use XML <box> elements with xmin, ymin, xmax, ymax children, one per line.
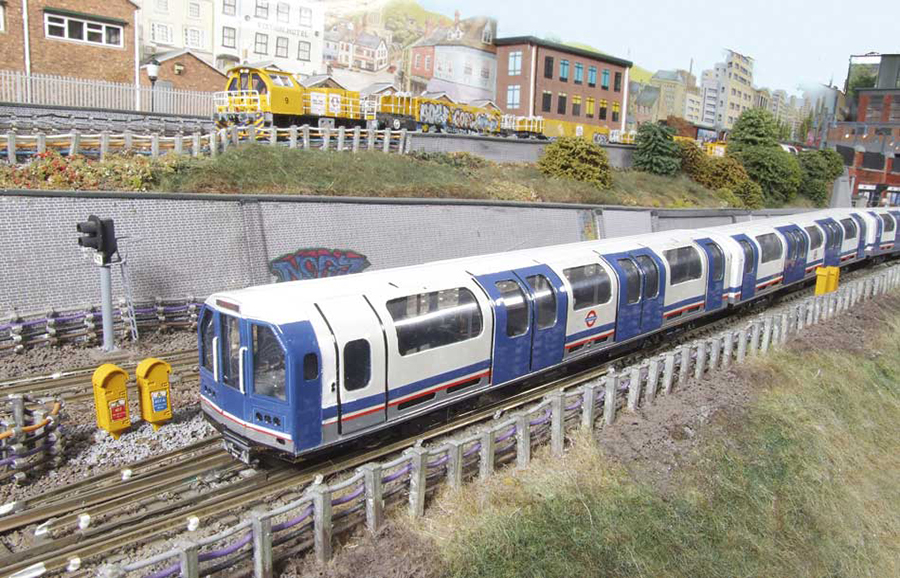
<box><xmin>198</xmin><ymin>207</ymin><xmax>899</xmax><ymax>462</ymax></box>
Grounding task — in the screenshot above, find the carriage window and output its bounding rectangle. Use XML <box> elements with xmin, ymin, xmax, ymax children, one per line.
<box><xmin>829</xmin><ymin>222</ymin><xmax>843</xmax><ymax>249</ymax></box>
<box><xmin>564</xmin><ymin>264</ymin><xmax>611</xmax><ymax>310</ymax></box>
<box><xmin>200</xmin><ymin>309</ymin><xmax>215</xmax><ymax>374</ymax></box>
<box><xmin>253</xmin><ymin>325</ymin><xmax>286</xmax><ymax>401</ymax></box>
<box><xmin>787</xmin><ymin>232</ymin><xmax>800</xmax><ymax>261</ymax></box>
<box><xmin>738</xmin><ymin>240</ymin><xmax>754</xmax><ymax>274</ymax></box>
<box><xmin>495</xmin><ymin>280</ymin><xmax>529</xmax><ymax>337</ymax></box>
<box><xmin>303</xmin><ymin>353</ymin><xmax>319</xmax><ymax>380</ymax></box>
<box><xmin>526</xmin><ymin>275</ymin><xmax>557</xmax><ymax>330</ymax></box>
<box><xmin>386</xmin><ymin>288</ymin><xmax>483</xmax><ymax>356</ymax></box>
<box><xmin>882</xmin><ymin>214</ymin><xmax>896</xmax><ymax>232</ymax></box>
<box><xmin>220</xmin><ymin>315</ymin><xmax>241</xmax><ymax>390</ymax></box>
<box><xmin>343</xmin><ymin>339</ymin><xmax>371</xmax><ymax>391</ymax></box>
<box><xmin>805</xmin><ymin>226</ymin><xmax>823</xmax><ymax>250</ymax></box>
<box><xmin>617</xmin><ymin>259</ymin><xmax>642</xmax><ymax>305</ymax></box>
<box><xmin>796</xmin><ymin>230</ymin><xmax>808</xmax><ymax>257</ymax></box>
<box><xmin>840</xmin><ymin>218</ymin><xmax>858</xmax><ymax>240</ymax></box>
<box><xmin>664</xmin><ymin>246</ymin><xmax>703</xmax><ymax>285</ymax></box>
<box><xmin>707</xmin><ymin>243</ymin><xmax>725</xmax><ymax>282</ymax></box>
<box><xmin>635</xmin><ymin>255</ymin><xmax>659</xmax><ymax>299</ymax></box>
<box><xmin>755</xmin><ymin>233</ymin><xmax>783</xmax><ymax>264</ymax></box>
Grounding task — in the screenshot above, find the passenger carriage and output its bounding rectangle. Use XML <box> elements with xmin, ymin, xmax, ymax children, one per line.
<box><xmin>198</xmin><ymin>209</ymin><xmax>898</xmax><ymax>462</ymax></box>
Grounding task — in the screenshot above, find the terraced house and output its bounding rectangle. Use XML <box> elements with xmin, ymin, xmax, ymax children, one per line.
<box><xmin>495</xmin><ymin>36</ymin><xmax>631</xmax><ymax>135</ymax></box>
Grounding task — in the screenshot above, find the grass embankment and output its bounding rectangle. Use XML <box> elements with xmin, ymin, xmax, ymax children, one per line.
<box><xmin>422</xmin><ymin>299</ymin><xmax>900</xmax><ymax>578</ymax></box>
<box><xmin>155</xmin><ymin>145</ymin><xmax>727</xmax><ymax>208</ymax></box>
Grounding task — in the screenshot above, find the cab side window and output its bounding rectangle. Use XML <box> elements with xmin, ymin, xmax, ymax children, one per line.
<box><xmin>252</xmin><ymin>325</ymin><xmax>286</xmax><ymax>401</ymax></box>
<box><xmin>220</xmin><ymin>315</ymin><xmax>241</xmax><ymax>390</ymax></box>
<box><xmin>200</xmin><ymin>309</ymin><xmax>215</xmax><ymax>374</ymax></box>
<box><xmin>251</xmin><ymin>73</ymin><xmax>268</xmax><ymax>95</ymax></box>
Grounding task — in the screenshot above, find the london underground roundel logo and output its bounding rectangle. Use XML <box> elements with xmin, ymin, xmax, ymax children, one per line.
<box><xmin>585</xmin><ymin>310</ymin><xmax>597</xmax><ymax>328</ymax></box>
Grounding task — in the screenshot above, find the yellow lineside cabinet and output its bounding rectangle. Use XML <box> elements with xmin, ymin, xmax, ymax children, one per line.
<box><xmin>136</xmin><ymin>358</ymin><xmax>173</xmax><ymax>431</ymax></box>
<box><xmin>828</xmin><ymin>266</ymin><xmax>841</xmax><ymax>292</ymax></box>
<box><xmin>92</xmin><ymin>364</ymin><xmax>130</xmax><ymax>439</ymax></box>
<box><xmin>815</xmin><ymin>266</ymin><xmax>841</xmax><ymax>295</ymax></box>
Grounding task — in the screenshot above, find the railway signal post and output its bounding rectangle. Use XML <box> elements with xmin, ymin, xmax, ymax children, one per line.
<box><xmin>76</xmin><ymin>215</ymin><xmax>119</xmax><ymax>352</ymax></box>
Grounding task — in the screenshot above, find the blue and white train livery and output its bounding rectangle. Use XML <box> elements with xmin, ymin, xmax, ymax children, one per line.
<box><xmin>198</xmin><ymin>207</ymin><xmax>900</xmax><ymax>462</ymax></box>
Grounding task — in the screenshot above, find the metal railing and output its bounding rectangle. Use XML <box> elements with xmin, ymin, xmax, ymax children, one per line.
<box><xmin>0</xmin><ymin>70</ymin><xmax>215</xmax><ymax>117</ymax></box>
<box><xmin>213</xmin><ymin>90</ymin><xmax>264</xmax><ymax>115</ymax></box>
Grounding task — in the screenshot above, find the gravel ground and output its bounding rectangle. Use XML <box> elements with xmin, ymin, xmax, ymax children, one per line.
<box><xmin>0</xmin><ymin>330</ymin><xmax>198</xmax><ymax>382</ymax></box>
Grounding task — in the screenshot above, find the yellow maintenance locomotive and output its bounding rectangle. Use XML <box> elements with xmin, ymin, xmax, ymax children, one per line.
<box><xmin>214</xmin><ymin>66</ymin><xmax>612</xmax><ymax>142</ymax></box>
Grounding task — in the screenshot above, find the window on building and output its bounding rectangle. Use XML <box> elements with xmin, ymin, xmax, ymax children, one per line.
<box><xmin>588</xmin><ymin>66</ymin><xmax>597</xmax><ymax>87</ymax></box>
<box><xmin>563</xmin><ymin>264</ymin><xmax>612</xmax><ymax>310</ymax></box>
<box><xmin>506</xmin><ymin>85</ymin><xmax>521</xmax><ymax>110</ymax></box>
<box><xmin>275</xmin><ymin>36</ymin><xmax>289</xmax><ymax>58</ymax></box>
<box><xmin>464</xmin><ymin>60</ymin><xmax>473</xmax><ymax>76</ymax></box>
<box><xmin>298</xmin><ymin>40</ymin><xmax>311</xmax><ymax>61</ymax></box>
<box><xmin>45</xmin><ymin>13</ymin><xmax>124</xmax><ymax>47</ymax></box>
<box><xmin>574</xmin><ymin>62</ymin><xmax>583</xmax><ymax>84</ymax></box>
<box><xmin>414</xmin><ymin>54</ymin><xmax>421</xmax><ymax>69</ymax></box>
<box><xmin>277</xmin><ymin>2</ymin><xmax>290</xmax><ymax>22</ymax></box>
<box><xmin>586</xmin><ymin>97</ymin><xmax>595</xmax><ymax>117</ymax></box>
<box><xmin>223</xmin><ymin>0</ymin><xmax>237</xmax><ymax>16</ymax></box>
<box><xmin>508</xmin><ymin>51</ymin><xmax>522</xmax><ymax>76</ymax></box>
<box><xmin>184</xmin><ymin>27</ymin><xmax>205</xmax><ymax>49</ymax></box>
<box><xmin>557</xmin><ymin>93</ymin><xmax>567</xmax><ymax>115</ymax></box>
<box><xmin>481</xmin><ymin>65</ymin><xmax>490</xmax><ymax>80</ymax></box>
<box><xmin>559</xmin><ymin>59</ymin><xmax>569</xmax><ymax>81</ymax></box>
<box><xmin>188</xmin><ymin>2</ymin><xmax>201</xmax><ymax>18</ymax></box>
<box><xmin>222</xmin><ymin>26</ymin><xmax>236</xmax><ymax>48</ymax></box>
<box><xmin>252</xmin><ymin>325</ymin><xmax>286</xmax><ymax>401</ymax></box>
<box><xmin>254</xmin><ymin>32</ymin><xmax>268</xmax><ymax>54</ymax></box>
<box><xmin>755</xmin><ymin>233</ymin><xmax>783</xmax><ymax>263</ymax></box>
<box><xmin>425</xmin><ymin>55</ymin><xmax>431</xmax><ymax>70</ymax></box>
<box><xmin>299</xmin><ymin>7</ymin><xmax>312</xmax><ymax>27</ymax></box>
<box><xmin>612</xmin><ymin>102</ymin><xmax>620</xmax><ymax>122</ymax></box>
<box><xmin>156</xmin><ymin>0</ymin><xmax>169</xmax><ymax>12</ymax></box>
<box><xmin>150</xmin><ymin>22</ymin><xmax>173</xmax><ymax>44</ymax></box>
<box><xmin>614</xmin><ymin>71</ymin><xmax>622</xmax><ymax>92</ymax></box>
<box><xmin>482</xmin><ymin>25</ymin><xmax>492</xmax><ymax>44</ymax></box>
<box><xmin>386</xmin><ymin>289</ymin><xmax>483</xmax><ymax>356</ymax></box>
<box><xmin>572</xmin><ymin>95</ymin><xmax>582</xmax><ymax>116</ymax></box>
<box><xmin>599</xmin><ymin>99</ymin><xmax>608</xmax><ymax>120</ymax></box>
<box><xmin>544</xmin><ymin>56</ymin><xmax>554</xmax><ymax>79</ymax></box>
<box><xmin>601</xmin><ymin>68</ymin><xmax>610</xmax><ymax>89</ymax></box>
<box><xmin>256</xmin><ymin>0</ymin><xmax>269</xmax><ymax>19</ymax></box>
<box><xmin>542</xmin><ymin>91</ymin><xmax>552</xmax><ymax>112</ymax></box>
<box><xmin>664</xmin><ymin>246</ymin><xmax>703</xmax><ymax>285</ymax></box>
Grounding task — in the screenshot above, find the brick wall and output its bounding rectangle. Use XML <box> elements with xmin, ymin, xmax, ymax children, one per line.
<box><xmin>138</xmin><ymin>52</ymin><xmax>225</xmax><ymax>93</ymax></box>
<box><xmin>410</xmin><ymin>45</ymin><xmax>434</xmax><ymax>80</ymax></box>
<box><xmin>0</xmin><ymin>0</ymin><xmax>26</xmax><ymax>71</ymax></box>
<box><xmin>26</xmin><ymin>0</ymin><xmax>136</xmax><ymax>84</ymax></box>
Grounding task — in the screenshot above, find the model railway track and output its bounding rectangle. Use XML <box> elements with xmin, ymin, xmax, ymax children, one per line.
<box><xmin>0</xmin><ymin>350</ymin><xmax>199</xmax><ymax>400</ymax></box>
<box><xmin>0</xmin><ymin>437</ymin><xmax>223</xmax><ymax>534</ymax></box>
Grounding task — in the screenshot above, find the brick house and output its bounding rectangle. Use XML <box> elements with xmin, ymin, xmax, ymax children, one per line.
<box><xmin>139</xmin><ymin>49</ymin><xmax>225</xmax><ymax>93</ymax></box>
<box><xmin>494</xmin><ymin>36</ymin><xmax>631</xmax><ymax>133</ymax></box>
<box><xmin>0</xmin><ymin>0</ymin><xmax>139</xmax><ymax>84</ymax></box>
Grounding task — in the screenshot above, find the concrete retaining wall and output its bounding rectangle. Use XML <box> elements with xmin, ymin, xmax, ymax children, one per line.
<box><xmin>406</xmin><ymin>132</ymin><xmax>635</xmax><ymax>168</ymax></box>
<box><xmin>0</xmin><ymin>190</ymin><xmax>809</xmax><ymax>316</ymax></box>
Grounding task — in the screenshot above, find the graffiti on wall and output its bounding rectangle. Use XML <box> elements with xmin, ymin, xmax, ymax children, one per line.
<box><xmin>269</xmin><ymin>248</ymin><xmax>371</xmax><ymax>282</ymax></box>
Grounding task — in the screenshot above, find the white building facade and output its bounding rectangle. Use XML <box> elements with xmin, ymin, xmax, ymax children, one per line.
<box><xmin>136</xmin><ymin>0</ymin><xmax>216</xmax><ymax>64</ymax></box>
<box><xmin>429</xmin><ymin>44</ymin><xmax>496</xmax><ymax>103</ymax></box>
<box><xmin>213</xmin><ymin>0</ymin><xmax>324</xmax><ymax>75</ymax></box>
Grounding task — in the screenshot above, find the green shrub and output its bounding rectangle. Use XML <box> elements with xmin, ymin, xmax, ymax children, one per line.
<box><xmin>728</xmin><ymin>108</ymin><xmax>779</xmax><ymax>155</ymax></box>
<box><xmin>734</xmin><ymin>179</ymin><xmax>765</xmax><ymax>209</ymax></box>
<box><xmin>700</xmin><ymin>156</ymin><xmax>750</xmax><ymax>190</ymax></box>
<box><xmin>820</xmin><ymin>148</ymin><xmax>845</xmax><ymax>181</ymax></box>
<box><xmin>676</xmin><ymin>139</ymin><xmax>709</xmax><ymax>181</ymax></box>
<box><xmin>633</xmin><ymin>123</ymin><xmax>680</xmax><ymax>176</ymax></box>
<box><xmin>733</xmin><ymin>146</ymin><xmax>802</xmax><ymax>205</ymax></box>
<box><xmin>537</xmin><ymin>136</ymin><xmax>613</xmax><ymax>189</ymax></box>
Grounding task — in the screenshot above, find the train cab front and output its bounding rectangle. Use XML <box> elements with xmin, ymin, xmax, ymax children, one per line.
<box><xmin>198</xmin><ymin>294</ymin><xmax>324</xmax><ymax>464</ymax></box>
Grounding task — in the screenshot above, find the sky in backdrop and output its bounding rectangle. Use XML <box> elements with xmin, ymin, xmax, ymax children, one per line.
<box><xmin>419</xmin><ymin>0</ymin><xmax>899</xmax><ymax>95</ymax></box>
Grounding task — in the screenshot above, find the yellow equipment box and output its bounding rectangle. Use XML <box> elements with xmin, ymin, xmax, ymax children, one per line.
<box><xmin>92</xmin><ymin>364</ymin><xmax>130</xmax><ymax>439</ymax></box>
<box><xmin>815</xmin><ymin>266</ymin><xmax>840</xmax><ymax>295</ymax></box>
<box><xmin>136</xmin><ymin>358</ymin><xmax>173</xmax><ymax>431</ymax></box>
